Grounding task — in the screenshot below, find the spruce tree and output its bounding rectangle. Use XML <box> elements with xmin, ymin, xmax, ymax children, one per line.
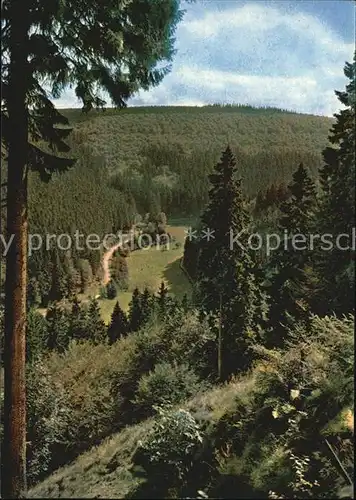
<box><xmin>2</xmin><ymin>1</ymin><xmax>186</xmax><ymax>492</ymax></box>
<box><xmin>196</xmin><ymin>146</ymin><xmax>249</xmax><ymax>311</ymax></box>
<box><xmin>26</xmin><ymin>308</ymin><xmax>48</xmax><ymax>363</ymax></box>
<box><xmin>78</xmin><ymin>259</ymin><xmax>93</xmax><ymax>294</ymax></box>
<box><xmin>196</xmin><ymin>146</ymin><xmax>260</xmax><ymax>378</ymax></box>
<box><xmin>128</xmin><ymin>287</ymin><xmax>144</xmax><ymax>332</ymax></box>
<box><xmin>156</xmin><ymin>281</ymin><xmax>178</xmax><ymax>318</ymax></box>
<box><xmin>182</xmin><ymin>236</ymin><xmax>200</xmax><ymax>281</ymax></box>
<box><xmin>86</xmin><ymin>298</ymin><xmax>107</xmax><ymax>345</ymax></box>
<box><xmin>69</xmin><ymin>296</ymin><xmax>88</xmax><ymax>342</ymax></box>
<box><xmin>141</xmin><ymin>287</ymin><xmax>154</xmax><ymax>324</ymax></box>
<box><xmin>279</xmin><ymin>164</ymin><xmax>317</xmax><ymax>234</ymax></box>
<box><xmin>45</xmin><ymin>302</ymin><xmax>70</xmax><ymax>353</ymax></box>
<box><xmin>106</xmin><ymin>280</ymin><xmax>117</xmax><ymax>300</ymax></box>
<box><xmin>316</xmin><ymin>53</ymin><xmax>355</xmax><ymax>316</ymax></box>
<box><xmin>267</xmin><ymin>163</ymin><xmax>317</xmax><ymax>347</ymax></box>
<box><xmin>62</xmin><ymin>251</ymin><xmax>79</xmax><ymax>298</ymax></box>
<box><xmin>250</xmin><ymin>256</ymin><xmax>269</xmax><ymax>341</ymax></box>
<box><xmin>87</xmin><ymin>250</ymin><xmax>102</xmax><ymax>278</ymax></box>
<box><xmin>108</xmin><ymin>301</ymin><xmax>128</xmax><ymax>344</ymax></box>
<box><xmin>49</xmin><ymin>249</ymin><xmax>68</xmax><ymax>302</ymax></box>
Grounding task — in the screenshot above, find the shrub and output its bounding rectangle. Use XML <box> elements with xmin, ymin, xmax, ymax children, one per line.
<box><xmin>26</xmin><ymin>337</ymin><xmax>138</xmax><ymax>477</ymax></box>
<box><xmin>132</xmin><ymin>407</ymin><xmax>203</xmax><ymax>496</ymax></box>
<box><xmin>209</xmin><ymin>314</ymin><xmax>355</xmax><ymax>499</ymax></box>
<box><xmin>160</xmin><ymin>310</ymin><xmax>216</xmax><ymax>377</ymax></box>
<box><xmin>133</xmin><ymin>362</ymin><xmax>202</xmax><ymax>417</ymax></box>
<box><xmin>109</xmin><ymin>310</ymin><xmax>215</xmax><ymax>429</ymax></box>
<box><xmin>126</xmin><ymin>310</ymin><xmax>216</xmax><ymax>388</ymax></box>
<box><xmin>106</xmin><ymin>279</ymin><xmax>117</xmax><ymax>299</ymax></box>
<box><xmin>27</xmin><ymin>360</ymin><xmax>70</xmax><ymax>485</ymax></box>
<box><xmin>111</xmin><ymin>254</ymin><xmax>129</xmax><ymax>290</ymax></box>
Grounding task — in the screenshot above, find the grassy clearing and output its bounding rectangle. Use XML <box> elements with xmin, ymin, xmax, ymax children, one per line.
<box><xmin>35</xmin><ymin>226</ymin><xmax>191</xmax><ymax>324</ymax></box>
<box><xmin>99</xmin><ymin>225</ymin><xmax>191</xmax><ymax>323</ymax></box>
<box><xmin>168</xmin><ymin>216</ymin><xmax>197</xmax><ymax>228</ymax></box>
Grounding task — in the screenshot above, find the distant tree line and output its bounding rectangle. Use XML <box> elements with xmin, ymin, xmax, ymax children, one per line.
<box><xmin>110</xmin><ymin>145</ymin><xmax>323</xmax><ymax>216</ymax></box>
<box><xmin>0</xmin><ymin>282</ymin><xmax>189</xmax><ymax>364</ymax></box>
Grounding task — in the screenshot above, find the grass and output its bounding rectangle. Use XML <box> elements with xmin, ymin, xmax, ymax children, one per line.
<box><xmin>35</xmin><ymin>226</ymin><xmax>191</xmax><ymax>324</ymax></box>
<box><xmin>165</xmin><ymin>216</ymin><xmax>198</xmax><ymax>228</ymax></box>
<box><xmin>27</xmin><ymin>419</ymin><xmax>154</xmax><ymax>499</ymax></box>
<box><xmin>99</xmin><ymin>225</ymin><xmax>191</xmax><ymax>324</ymax></box>
<box><xmin>27</xmin><ymin>376</ymin><xmax>256</xmax><ymax>499</ymax></box>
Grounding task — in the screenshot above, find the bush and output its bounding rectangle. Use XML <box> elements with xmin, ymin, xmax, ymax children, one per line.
<box><xmin>159</xmin><ymin>310</ymin><xmax>216</xmax><ymax>377</ymax></box>
<box><xmin>26</xmin><ymin>337</ymin><xmax>138</xmax><ymax>477</ymax></box>
<box><xmin>111</xmin><ymin>254</ymin><xmax>129</xmax><ymax>290</ymax></box>
<box><xmin>132</xmin><ymin>407</ymin><xmax>203</xmax><ymax>496</ymax></box>
<box><xmin>27</xmin><ymin>360</ymin><xmax>70</xmax><ymax>485</ymax></box>
<box><xmin>208</xmin><ymin>314</ymin><xmax>355</xmax><ymax>499</ymax></box>
<box><xmin>106</xmin><ymin>280</ymin><xmax>117</xmax><ymax>299</ymax></box>
<box><xmin>109</xmin><ymin>310</ymin><xmax>215</xmax><ymax>428</ymax></box>
<box><xmin>117</xmin><ymin>310</ymin><xmax>215</xmax><ymax>403</ymax></box>
<box><xmin>133</xmin><ymin>362</ymin><xmax>202</xmax><ymax>417</ymax></box>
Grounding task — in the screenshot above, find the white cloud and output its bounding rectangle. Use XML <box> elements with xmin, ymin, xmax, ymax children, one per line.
<box><xmin>176</xmin><ymin>66</ymin><xmax>317</xmax><ymax>91</ymax></box>
<box><xmin>129</xmin><ymin>68</ymin><xmax>327</xmax><ymax>115</ymax></box>
<box><xmin>54</xmin><ymin>2</ymin><xmax>354</xmax><ymax>116</ymax></box>
<box><xmin>52</xmin><ymin>91</ymin><xmax>81</xmax><ymax>109</ymax></box>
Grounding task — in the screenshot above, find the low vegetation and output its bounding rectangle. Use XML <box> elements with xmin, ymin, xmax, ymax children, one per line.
<box><xmin>27</xmin><ymin>315</ymin><xmax>354</xmax><ymax>499</ymax></box>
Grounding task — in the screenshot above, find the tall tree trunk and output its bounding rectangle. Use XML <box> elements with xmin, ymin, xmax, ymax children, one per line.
<box><xmin>1</xmin><ymin>2</ymin><xmax>29</xmax><ymax>498</ymax></box>
<box><xmin>217</xmin><ymin>292</ymin><xmax>222</xmax><ymax>381</ymax></box>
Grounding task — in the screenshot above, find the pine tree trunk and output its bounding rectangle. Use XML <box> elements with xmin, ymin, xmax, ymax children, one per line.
<box><xmin>2</xmin><ymin>2</ymin><xmax>29</xmax><ymax>497</ymax></box>
<box><xmin>218</xmin><ymin>293</ymin><xmax>222</xmax><ymax>381</ymax></box>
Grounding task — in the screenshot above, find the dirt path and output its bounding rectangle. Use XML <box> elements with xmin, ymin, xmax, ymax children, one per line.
<box><xmin>101</xmin><ymin>231</ymin><xmax>133</xmax><ymax>286</ymax></box>
<box><xmin>102</xmin><ymin>243</ymin><xmax>121</xmax><ymax>286</ymax></box>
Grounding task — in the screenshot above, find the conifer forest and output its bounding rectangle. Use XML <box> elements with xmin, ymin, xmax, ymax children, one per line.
<box><xmin>0</xmin><ymin>1</ymin><xmax>355</xmax><ymax>499</ymax></box>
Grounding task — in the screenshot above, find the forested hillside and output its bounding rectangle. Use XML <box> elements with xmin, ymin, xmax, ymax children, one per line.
<box><xmin>62</xmin><ymin>104</ymin><xmax>332</xmax><ymax>215</ymax></box>
<box><xmin>1</xmin><ymin>104</ymin><xmax>332</xmax><ymax>307</ymax></box>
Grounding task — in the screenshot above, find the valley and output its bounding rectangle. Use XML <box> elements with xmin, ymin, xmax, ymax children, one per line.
<box><xmin>1</xmin><ymin>59</ymin><xmax>354</xmax><ymax>500</ymax></box>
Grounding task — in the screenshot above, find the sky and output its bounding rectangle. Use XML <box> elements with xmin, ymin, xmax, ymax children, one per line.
<box><xmin>54</xmin><ymin>0</ymin><xmax>355</xmax><ymax>116</ymax></box>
